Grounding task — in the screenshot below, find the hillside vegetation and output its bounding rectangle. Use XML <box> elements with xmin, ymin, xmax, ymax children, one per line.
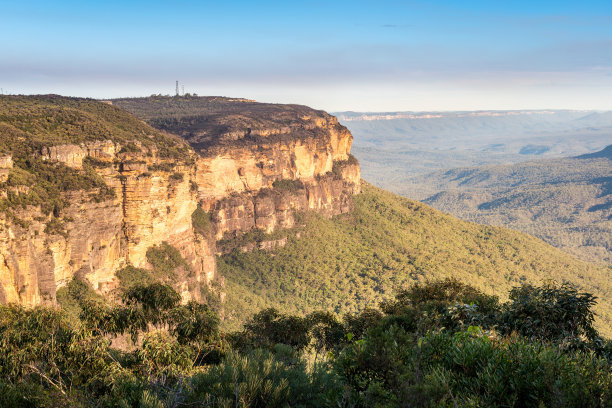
<box><xmin>401</xmin><ymin>147</ymin><xmax>611</xmax><ymax>264</ymax></box>
<box><xmin>3</xmin><ymin>279</ymin><xmax>611</xmax><ymax>407</ymax></box>
<box><xmin>0</xmin><ymin>95</ymin><xmax>189</xmax><ymax>158</ymax></box>
<box><xmin>3</xmin><ymin>278</ymin><xmax>611</xmax><ymax>407</ymax></box>
<box><xmin>218</xmin><ymin>182</ymin><xmax>612</xmax><ymax>336</ymax></box>
<box><xmin>0</xmin><ymin>95</ymin><xmax>191</xmax><ymax>218</ymax></box>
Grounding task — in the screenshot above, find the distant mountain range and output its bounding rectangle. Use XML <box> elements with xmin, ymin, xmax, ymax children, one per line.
<box><xmin>337</xmin><ymin>109</ymin><xmax>612</xmax><ymax>189</ymax></box>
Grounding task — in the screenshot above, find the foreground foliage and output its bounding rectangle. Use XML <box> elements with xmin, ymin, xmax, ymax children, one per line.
<box><xmin>1</xmin><ymin>279</ymin><xmax>610</xmax><ymax>407</ymax></box>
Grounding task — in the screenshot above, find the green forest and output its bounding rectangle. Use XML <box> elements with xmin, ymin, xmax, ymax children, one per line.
<box><xmin>2</xmin><ymin>278</ymin><xmax>610</xmax><ymax>407</ymax></box>
<box><xmin>400</xmin><ymin>148</ymin><xmax>611</xmax><ymax>264</ymax></box>
<box><xmin>218</xmin><ymin>183</ymin><xmax>612</xmax><ymax>337</ymax></box>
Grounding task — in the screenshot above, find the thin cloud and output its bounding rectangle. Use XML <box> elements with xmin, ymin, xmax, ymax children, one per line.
<box><xmin>380</xmin><ymin>24</ymin><xmax>412</xmax><ymax>28</ymax></box>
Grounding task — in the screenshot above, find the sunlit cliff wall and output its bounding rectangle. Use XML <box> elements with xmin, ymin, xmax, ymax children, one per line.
<box><xmin>0</xmin><ymin>98</ymin><xmax>360</xmax><ymax>306</ymax></box>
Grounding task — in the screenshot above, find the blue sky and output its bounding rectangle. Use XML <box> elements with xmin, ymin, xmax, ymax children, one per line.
<box><xmin>1</xmin><ymin>0</ymin><xmax>612</xmax><ymax>111</ymax></box>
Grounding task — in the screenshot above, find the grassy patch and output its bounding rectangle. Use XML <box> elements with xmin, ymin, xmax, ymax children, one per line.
<box><xmin>116</xmin><ymin>265</ymin><xmax>154</xmax><ymax>291</ymax></box>
<box><xmin>191</xmin><ymin>206</ymin><xmax>212</xmax><ymax>236</ymax></box>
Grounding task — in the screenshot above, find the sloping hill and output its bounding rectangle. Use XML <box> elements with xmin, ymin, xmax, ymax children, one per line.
<box><xmin>578</xmin><ymin>144</ymin><xmax>612</xmax><ymax>159</ymax></box>
<box><xmin>402</xmin><ymin>146</ymin><xmax>612</xmax><ymax>264</ymax></box>
<box><xmin>218</xmin><ymin>182</ymin><xmax>612</xmax><ymax>336</ymax></box>
<box><xmin>0</xmin><ymin>95</ymin><xmax>190</xmax><ymax>158</ymax></box>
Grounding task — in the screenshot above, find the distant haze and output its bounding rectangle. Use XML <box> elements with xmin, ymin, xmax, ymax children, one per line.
<box><xmin>1</xmin><ymin>1</ymin><xmax>612</xmax><ymax>111</ymax></box>
<box><xmin>339</xmin><ymin>109</ymin><xmax>612</xmax><ymax>189</ymax></box>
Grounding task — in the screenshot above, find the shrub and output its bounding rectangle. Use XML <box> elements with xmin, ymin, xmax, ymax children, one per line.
<box><xmin>123</xmin><ymin>283</ymin><xmax>182</xmax><ymax>329</ymax></box>
<box><xmin>191</xmin><ymin>206</ymin><xmax>212</xmax><ymax>236</ymax></box>
<box><xmin>0</xmin><ymin>305</ymin><xmax>122</xmax><ymax>399</ymax></box>
<box><xmin>185</xmin><ymin>349</ymin><xmax>342</xmax><ymax>408</ymax></box>
<box><xmin>43</xmin><ymin>217</ymin><xmax>68</xmax><ymax>238</ymax></box>
<box><xmin>337</xmin><ymin>325</ymin><xmax>612</xmax><ymax>408</ymax></box>
<box><xmin>135</xmin><ymin>331</ymin><xmax>193</xmax><ymax>384</ymax></box>
<box><xmin>115</xmin><ymin>265</ymin><xmax>154</xmax><ymax>291</ymax></box>
<box><xmin>169</xmin><ymin>172</ymin><xmax>183</xmax><ymax>182</ymax></box>
<box><xmin>55</xmin><ymin>277</ymin><xmax>103</xmax><ymax>326</ymax></box>
<box><xmin>239</xmin><ymin>308</ymin><xmax>311</xmax><ymax>352</ymax></box>
<box><xmin>331</xmin><ymin>154</ymin><xmax>359</xmax><ymax>177</ymax></box>
<box><xmin>272</xmin><ymin>178</ymin><xmax>304</xmax><ymax>192</ymax></box>
<box><xmin>344</xmin><ymin>307</ymin><xmax>384</xmax><ymax>340</ymax></box>
<box><xmin>148</xmin><ymin>162</ymin><xmax>175</xmax><ymax>172</ymax></box>
<box><xmin>381</xmin><ymin>277</ymin><xmax>499</xmax><ymax>314</ymax></box>
<box><xmin>499</xmin><ymin>281</ymin><xmax>599</xmax><ymax>344</ymax></box>
<box><xmin>145</xmin><ymin>241</ymin><xmax>188</xmax><ymax>278</ymax></box>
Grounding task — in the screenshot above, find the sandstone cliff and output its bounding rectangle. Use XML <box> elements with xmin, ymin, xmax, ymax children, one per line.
<box><xmin>0</xmin><ymin>95</ymin><xmax>360</xmax><ymax>306</ymax></box>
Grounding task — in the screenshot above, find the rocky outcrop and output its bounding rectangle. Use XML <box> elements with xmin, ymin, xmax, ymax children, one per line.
<box><xmin>0</xmin><ymin>155</ymin><xmax>12</xmax><ymax>182</ymax></box>
<box><xmin>0</xmin><ymin>192</ymin><xmax>124</xmax><ymax>305</ymax></box>
<box><xmin>0</xmin><ymin>97</ymin><xmax>360</xmax><ymax>306</ymax></box>
<box><xmin>211</xmin><ymin>167</ymin><xmax>360</xmax><ymax>240</ymax></box>
<box><xmin>41</xmin><ymin>144</ymin><xmax>88</xmax><ymax>169</ymax></box>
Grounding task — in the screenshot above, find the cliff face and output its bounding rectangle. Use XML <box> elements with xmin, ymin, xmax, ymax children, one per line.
<box><xmin>0</xmin><ymin>144</ymin><xmax>202</xmax><ymax>305</ymax></box>
<box><xmin>0</xmin><ymin>96</ymin><xmax>360</xmax><ymax>306</ymax></box>
<box><xmin>193</xmin><ymin>121</ymin><xmax>359</xmax><ymax>239</ymax></box>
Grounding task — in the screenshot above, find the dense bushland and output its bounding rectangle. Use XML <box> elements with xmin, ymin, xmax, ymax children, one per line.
<box><xmin>404</xmin><ymin>148</ymin><xmax>612</xmax><ymax>264</ymax></box>
<box><xmin>218</xmin><ymin>183</ymin><xmax>612</xmax><ymax>336</ymax></box>
<box><xmin>1</xmin><ymin>279</ymin><xmax>610</xmax><ymax>407</ymax></box>
<box><xmin>0</xmin><ymin>95</ymin><xmax>190</xmax><ymax>158</ymax></box>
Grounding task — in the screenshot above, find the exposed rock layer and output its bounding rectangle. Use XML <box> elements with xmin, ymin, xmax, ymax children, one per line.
<box><xmin>0</xmin><ymin>97</ymin><xmax>360</xmax><ymax>306</ymax></box>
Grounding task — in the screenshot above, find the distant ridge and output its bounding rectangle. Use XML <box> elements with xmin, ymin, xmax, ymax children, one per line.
<box><xmin>577</xmin><ymin>144</ymin><xmax>612</xmax><ymax>159</ymax></box>
<box><xmin>403</xmin><ymin>144</ymin><xmax>612</xmax><ymax>264</ymax></box>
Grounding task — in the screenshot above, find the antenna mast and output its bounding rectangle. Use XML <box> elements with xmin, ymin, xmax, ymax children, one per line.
<box><xmin>182</xmin><ymin>85</ymin><xmax>184</xmax><ymax>96</ymax></box>
<box><xmin>175</xmin><ymin>81</ymin><xmax>179</xmax><ymax>96</ymax></box>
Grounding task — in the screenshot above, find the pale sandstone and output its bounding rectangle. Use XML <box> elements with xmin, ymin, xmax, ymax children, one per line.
<box><xmin>42</xmin><ymin>144</ymin><xmax>87</xmax><ymax>169</ymax></box>
<box><xmin>0</xmin><ymin>114</ymin><xmax>359</xmax><ymax>306</ymax></box>
<box><xmin>0</xmin><ymin>155</ymin><xmax>13</xmax><ymax>183</ymax></box>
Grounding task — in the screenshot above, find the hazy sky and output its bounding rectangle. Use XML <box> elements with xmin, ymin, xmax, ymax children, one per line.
<box><xmin>2</xmin><ymin>0</ymin><xmax>612</xmax><ymax>111</ymax></box>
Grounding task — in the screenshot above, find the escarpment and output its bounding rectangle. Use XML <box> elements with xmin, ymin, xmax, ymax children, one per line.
<box><xmin>115</xmin><ymin>96</ymin><xmax>361</xmax><ymax>238</ymax></box>
<box><xmin>0</xmin><ymin>95</ymin><xmax>360</xmax><ymax>306</ymax></box>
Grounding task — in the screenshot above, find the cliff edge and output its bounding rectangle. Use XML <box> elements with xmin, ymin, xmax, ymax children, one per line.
<box><xmin>0</xmin><ymin>95</ymin><xmax>360</xmax><ymax>306</ymax></box>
